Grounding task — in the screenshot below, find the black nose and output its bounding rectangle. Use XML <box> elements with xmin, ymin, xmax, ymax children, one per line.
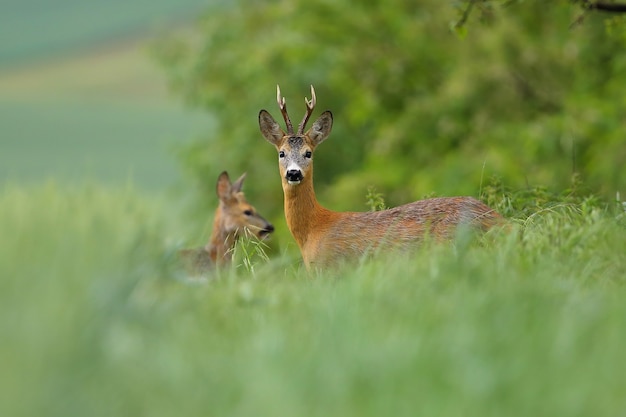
<box><xmin>286</xmin><ymin>170</ymin><xmax>303</xmax><ymax>182</ymax></box>
<box><xmin>259</xmin><ymin>223</ymin><xmax>274</xmax><ymax>238</ymax></box>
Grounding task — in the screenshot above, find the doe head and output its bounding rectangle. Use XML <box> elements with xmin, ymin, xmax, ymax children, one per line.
<box><xmin>259</xmin><ymin>85</ymin><xmax>333</xmax><ymax>185</ymax></box>
<box><xmin>216</xmin><ymin>171</ymin><xmax>274</xmax><ymax>239</ymax></box>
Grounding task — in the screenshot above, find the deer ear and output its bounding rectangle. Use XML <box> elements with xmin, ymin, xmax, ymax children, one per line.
<box><xmin>259</xmin><ymin>110</ymin><xmax>285</xmax><ymax>147</ymax></box>
<box><xmin>231</xmin><ymin>172</ymin><xmax>246</xmax><ymax>193</ymax></box>
<box><xmin>216</xmin><ymin>171</ymin><xmax>232</xmax><ymax>200</ymax></box>
<box><xmin>307</xmin><ymin>111</ymin><xmax>333</xmax><ymax>147</ymax></box>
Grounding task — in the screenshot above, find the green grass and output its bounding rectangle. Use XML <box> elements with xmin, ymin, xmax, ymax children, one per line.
<box><xmin>0</xmin><ymin>0</ymin><xmax>215</xmax><ymax>192</ymax></box>
<box><xmin>0</xmin><ymin>98</ymin><xmax>209</xmax><ymax>189</ymax></box>
<box><xmin>1</xmin><ymin>182</ymin><xmax>625</xmax><ymax>417</ymax></box>
<box><xmin>0</xmin><ymin>37</ymin><xmax>213</xmax><ymax>191</ymax></box>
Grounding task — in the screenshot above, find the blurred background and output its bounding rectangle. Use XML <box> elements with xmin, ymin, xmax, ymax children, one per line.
<box><xmin>0</xmin><ymin>0</ymin><xmax>214</xmax><ymax>190</ymax></box>
<box><xmin>1</xmin><ymin>0</ymin><xmax>625</xmax><ymax>249</ymax></box>
<box><xmin>2</xmin><ymin>3</ymin><xmax>625</xmax><ymax>415</ymax></box>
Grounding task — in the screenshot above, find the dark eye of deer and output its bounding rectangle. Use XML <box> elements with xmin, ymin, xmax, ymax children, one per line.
<box><xmin>304</xmin><ymin>150</ymin><xmax>312</xmax><ymax>158</ymax></box>
<box><xmin>279</xmin><ymin>151</ymin><xmax>285</xmax><ymax>158</ymax></box>
<box><xmin>244</xmin><ymin>210</ymin><xmax>253</xmax><ymax>216</ymax></box>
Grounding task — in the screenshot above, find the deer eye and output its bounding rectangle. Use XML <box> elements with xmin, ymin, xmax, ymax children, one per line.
<box><xmin>304</xmin><ymin>150</ymin><xmax>312</xmax><ymax>158</ymax></box>
<box><xmin>279</xmin><ymin>151</ymin><xmax>285</xmax><ymax>158</ymax></box>
<box><xmin>243</xmin><ymin>209</ymin><xmax>253</xmax><ymax>216</ymax></box>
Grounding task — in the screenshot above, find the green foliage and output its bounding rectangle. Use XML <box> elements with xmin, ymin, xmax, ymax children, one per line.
<box><xmin>604</xmin><ymin>14</ymin><xmax>626</xmax><ymax>40</ymax></box>
<box><xmin>155</xmin><ymin>0</ymin><xmax>626</xmax><ymax>232</ymax></box>
<box><xmin>479</xmin><ymin>173</ymin><xmax>622</xmax><ymax>218</ymax></box>
<box><xmin>365</xmin><ymin>185</ymin><xmax>387</xmax><ymax>211</ymax></box>
<box><xmin>1</xmin><ymin>183</ymin><xmax>626</xmax><ymax>417</ymax></box>
<box><xmin>232</xmin><ymin>233</ymin><xmax>272</xmax><ymax>274</ymax></box>
<box><xmin>453</xmin><ymin>0</ymin><xmax>626</xmax><ymax>37</ymax></box>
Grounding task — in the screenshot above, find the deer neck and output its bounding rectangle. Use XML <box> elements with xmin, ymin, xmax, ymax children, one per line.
<box><xmin>282</xmin><ymin>175</ymin><xmax>331</xmax><ymax>249</ymax></box>
<box><xmin>205</xmin><ymin>216</ymin><xmax>236</xmax><ymax>266</ymax></box>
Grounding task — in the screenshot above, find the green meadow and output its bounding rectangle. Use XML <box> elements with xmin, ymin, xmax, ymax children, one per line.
<box><xmin>1</xmin><ymin>183</ymin><xmax>625</xmax><ymax>416</ymax></box>
<box><xmin>0</xmin><ymin>42</ymin><xmax>211</xmax><ymax>190</ymax></box>
<box><xmin>2</xmin><ymin>1</ymin><xmax>626</xmax><ymax>416</ymax></box>
<box><xmin>0</xmin><ymin>0</ymin><xmax>213</xmax><ymax>190</ymax></box>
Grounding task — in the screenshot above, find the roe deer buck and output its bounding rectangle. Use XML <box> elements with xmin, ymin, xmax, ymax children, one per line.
<box><xmin>179</xmin><ymin>171</ymin><xmax>274</xmax><ymax>272</ymax></box>
<box><xmin>259</xmin><ymin>86</ymin><xmax>502</xmax><ymax>269</ymax></box>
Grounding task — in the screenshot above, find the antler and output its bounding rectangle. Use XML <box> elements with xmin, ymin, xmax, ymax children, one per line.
<box><xmin>297</xmin><ymin>85</ymin><xmax>316</xmax><ymax>135</ymax></box>
<box><xmin>276</xmin><ymin>85</ymin><xmax>294</xmax><ymax>135</ymax></box>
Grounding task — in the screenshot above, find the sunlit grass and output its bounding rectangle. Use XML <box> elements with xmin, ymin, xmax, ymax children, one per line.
<box><xmin>1</xmin><ymin>182</ymin><xmax>625</xmax><ymax>417</ymax></box>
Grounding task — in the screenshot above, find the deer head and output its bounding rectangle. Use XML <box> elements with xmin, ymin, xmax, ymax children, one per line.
<box><xmin>215</xmin><ymin>171</ymin><xmax>274</xmax><ymax>240</ymax></box>
<box><xmin>259</xmin><ymin>85</ymin><xmax>333</xmax><ymax>186</ymax></box>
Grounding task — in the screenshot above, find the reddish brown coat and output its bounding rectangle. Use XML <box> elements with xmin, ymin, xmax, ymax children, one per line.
<box><xmin>260</xmin><ymin>86</ymin><xmax>502</xmax><ymax>269</ymax></box>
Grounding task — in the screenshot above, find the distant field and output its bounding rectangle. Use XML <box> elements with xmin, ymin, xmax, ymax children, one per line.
<box><xmin>0</xmin><ymin>0</ymin><xmax>216</xmax><ymax>67</ymax></box>
<box><xmin>0</xmin><ymin>0</ymin><xmax>220</xmax><ymax>191</ymax></box>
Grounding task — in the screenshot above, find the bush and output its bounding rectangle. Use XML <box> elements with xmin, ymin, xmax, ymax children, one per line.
<box><xmin>154</xmin><ymin>0</ymin><xmax>626</xmax><ymax>233</ymax></box>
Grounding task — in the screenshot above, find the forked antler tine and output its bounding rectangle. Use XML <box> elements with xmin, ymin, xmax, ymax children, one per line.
<box><xmin>276</xmin><ymin>85</ymin><xmax>294</xmax><ymax>134</ymax></box>
<box><xmin>297</xmin><ymin>85</ymin><xmax>317</xmax><ymax>134</ymax></box>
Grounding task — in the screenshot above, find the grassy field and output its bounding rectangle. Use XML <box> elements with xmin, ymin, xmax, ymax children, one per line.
<box><xmin>0</xmin><ymin>0</ymin><xmax>216</xmax><ymax>191</ymax></box>
<box><xmin>1</xmin><ymin>182</ymin><xmax>625</xmax><ymax>417</ymax></box>
<box><xmin>0</xmin><ymin>38</ymin><xmax>213</xmax><ymax>190</ymax></box>
<box><xmin>2</xmin><ymin>3</ymin><xmax>625</xmax><ymax>415</ymax></box>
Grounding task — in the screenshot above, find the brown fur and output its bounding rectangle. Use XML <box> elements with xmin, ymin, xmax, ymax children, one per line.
<box><xmin>179</xmin><ymin>171</ymin><xmax>274</xmax><ymax>273</ymax></box>
<box><xmin>259</xmin><ymin>86</ymin><xmax>502</xmax><ymax>269</ymax></box>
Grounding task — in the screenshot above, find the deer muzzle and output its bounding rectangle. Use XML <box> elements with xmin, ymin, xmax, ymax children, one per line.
<box><xmin>285</xmin><ymin>169</ymin><xmax>303</xmax><ymax>184</ymax></box>
<box><xmin>258</xmin><ymin>223</ymin><xmax>274</xmax><ymax>239</ymax></box>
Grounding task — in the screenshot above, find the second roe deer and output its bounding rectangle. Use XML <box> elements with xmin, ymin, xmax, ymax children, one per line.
<box><xmin>179</xmin><ymin>171</ymin><xmax>274</xmax><ymax>272</ymax></box>
<box><xmin>259</xmin><ymin>86</ymin><xmax>503</xmax><ymax>269</ymax></box>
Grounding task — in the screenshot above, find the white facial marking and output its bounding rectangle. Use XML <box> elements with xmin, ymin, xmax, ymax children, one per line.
<box><xmin>286</xmin><ymin>162</ymin><xmax>301</xmax><ymax>172</ymax></box>
<box><xmin>285</xmin><ymin>161</ymin><xmax>302</xmax><ymax>185</ymax></box>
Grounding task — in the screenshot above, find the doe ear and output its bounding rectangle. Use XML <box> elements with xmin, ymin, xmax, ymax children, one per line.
<box><xmin>259</xmin><ymin>110</ymin><xmax>285</xmax><ymax>147</ymax></box>
<box><xmin>216</xmin><ymin>171</ymin><xmax>232</xmax><ymax>201</ymax></box>
<box><xmin>231</xmin><ymin>172</ymin><xmax>246</xmax><ymax>193</ymax></box>
<box><xmin>307</xmin><ymin>111</ymin><xmax>333</xmax><ymax>147</ymax></box>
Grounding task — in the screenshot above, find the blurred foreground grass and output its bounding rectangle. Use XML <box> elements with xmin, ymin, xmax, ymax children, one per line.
<box><xmin>1</xmin><ymin>182</ymin><xmax>625</xmax><ymax>416</ymax></box>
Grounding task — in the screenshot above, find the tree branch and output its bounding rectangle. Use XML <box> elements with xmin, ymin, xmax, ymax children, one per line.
<box><xmin>454</xmin><ymin>0</ymin><xmax>626</xmax><ymax>32</ymax></box>
<box><xmin>582</xmin><ymin>1</ymin><xmax>626</xmax><ymax>13</ymax></box>
<box><xmin>455</xmin><ymin>0</ymin><xmax>477</xmax><ymax>29</ymax></box>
